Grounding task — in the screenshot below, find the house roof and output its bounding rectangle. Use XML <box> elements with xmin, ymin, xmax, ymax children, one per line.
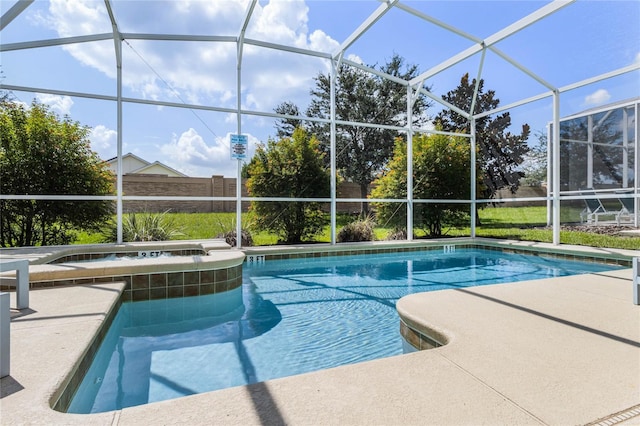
<box><xmin>105</xmin><ymin>153</ymin><xmax>188</xmax><ymax>177</ymax></box>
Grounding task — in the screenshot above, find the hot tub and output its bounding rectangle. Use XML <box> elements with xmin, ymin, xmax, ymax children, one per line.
<box><xmin>1</xmin><ymin>240</ymin><xmax>245</xmax><ymax>303</ymax></box>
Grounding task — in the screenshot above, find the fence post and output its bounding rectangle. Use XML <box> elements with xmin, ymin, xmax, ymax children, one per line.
<box><xmin>0</xmin><ymin>259</ymin><xmax>29</xmax><ymax>309</ymax></box>
<box><xmin>0</xmin><ymin>292</ymin><xmax>9</xmax><ymax>378</ymax></box>
<box><xmin>633</xmin><ymin>258</ymin><xmax>639</xmax><ymax>305</ymax></box>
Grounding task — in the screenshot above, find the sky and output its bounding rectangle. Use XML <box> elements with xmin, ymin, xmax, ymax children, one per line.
<box><xmin>1</xmin><ymin>0</ymin><xmax>639</xmax><ymax>178</ymax></box>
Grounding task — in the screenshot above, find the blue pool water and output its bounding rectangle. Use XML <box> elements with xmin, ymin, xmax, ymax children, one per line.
<box><xmin>67</xmin><ymin>248</ymin><xmax>621</xmax><ymax>413</ymax></box>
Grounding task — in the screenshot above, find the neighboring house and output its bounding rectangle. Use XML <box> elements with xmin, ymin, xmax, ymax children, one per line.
<box><xmin>105</xmin><ymin>153</ymin><xmax>188</xmax><ymax>177</ymax></box>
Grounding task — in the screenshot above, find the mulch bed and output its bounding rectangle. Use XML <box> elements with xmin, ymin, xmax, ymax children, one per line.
<box><xmin>539</xmin><ymin>224</ymin><xmax>639</xmax><ymax>236</ymax></box>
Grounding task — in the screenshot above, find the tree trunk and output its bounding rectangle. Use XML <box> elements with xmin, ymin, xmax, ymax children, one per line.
<box><xmin>360</xmin><ymin>184</ymin><xmax>369</xmax><ymax>217</ymax></box>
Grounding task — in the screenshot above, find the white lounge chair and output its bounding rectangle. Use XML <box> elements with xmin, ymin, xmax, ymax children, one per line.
<box><xmin>616</xmin><ymin>195</ymin><xmax>636</xmax><ymax>225</ymax></box>
<box><xmin>579</xmin><ymin>191</ymin><xmax>615</xmax><ymax>225</ymax></box>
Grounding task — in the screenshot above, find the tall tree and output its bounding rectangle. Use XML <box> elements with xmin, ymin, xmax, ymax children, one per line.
<box><xmin>273</xmin><ymin>101</ymin><xmax>301</xmax><ymax>140</ymax></box>
<box><xmin>246</xmin><ymin>127</ymin><xmax>330</xmax><ymax>244</ymax></box>
<box><xmin>0</xmin><ymin>100</ymin><xmax>115</xmax><ymax>246</ymax></box>
<box><xmin>306</xmin><ymin>54</ymin><xmax>431</xmax><ymax>214</ymax></box>
<box><xmin>435</xmin><ymin>73</ymin><xmax>530</xmax><ymax>200</ymax></box>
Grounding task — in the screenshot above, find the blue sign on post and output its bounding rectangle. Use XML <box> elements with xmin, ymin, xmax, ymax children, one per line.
<box><xmin>230</xmin><ymin>134</ymin><xmax>248</xmax><ymax>160</ymax></box>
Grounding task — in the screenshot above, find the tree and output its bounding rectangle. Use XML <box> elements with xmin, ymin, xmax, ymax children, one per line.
<box><xmin>371</xmin><ymin>132</ymin><xmax>471</xmax><ymax>237</ymax></box>
<box><xmin>0</xmin><ymin>100</ymin><xmax>115</xmax><ymax>247</ymax></box>
<box><xmin>521</xmin><ymin>130</ymin><xmax>548</xmax><ymax>187</ymax></box>
<box><xmin>246</xmin><ymin>127</ymin><xmax>330</xmax><ymax>244</ymax></box>
<box><xmin>0</xmin><ymin>68</ymin><xmax>11</xmax><ymax>102</ymax></box>
<box><xmin>306</xmin><ymin>54</ymin><xmax>431</xmax><ymax>214</ymax></box>
<box><xmin>273</xmin><ymin>101</ymin><xmax>302</xmax><ymax>140</ymax></box>
<box><xmin>435</xmin><ymin>73</ymin><xmax>530</xmax><ymax>200</ymax></box>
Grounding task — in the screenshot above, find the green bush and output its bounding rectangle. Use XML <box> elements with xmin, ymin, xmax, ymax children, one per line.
<box><xmin>246</xmin><ymin>127</ymin><xmax>330</xmax><ymax>244</ymax></box>
<box><xmin>0</xmin><ymin>100</ymin><xmax>114</xmax><ymax>247</ymax></box>
<box><xmin>372</xmin><ymin>133</ymin><xmax>471</xmax><ymax>237</ymax></box>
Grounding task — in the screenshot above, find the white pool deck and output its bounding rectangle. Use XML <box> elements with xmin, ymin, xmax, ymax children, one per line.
<box><xmin>1</xmin><ymin>240</ymin><xmax>639</xmax><ymax>425</ymax></box>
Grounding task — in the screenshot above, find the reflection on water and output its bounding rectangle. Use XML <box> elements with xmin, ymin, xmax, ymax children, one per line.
<box><xmin>68</xmin><ymin>285</ymin><xmax>282</xmax><ymax>413</ymax></box>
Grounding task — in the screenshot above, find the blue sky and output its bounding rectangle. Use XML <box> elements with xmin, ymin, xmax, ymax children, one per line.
<box><xmin>1</xmin><ymin>0</ymin><xmax>639</xmax><ymax>177</ymax></box>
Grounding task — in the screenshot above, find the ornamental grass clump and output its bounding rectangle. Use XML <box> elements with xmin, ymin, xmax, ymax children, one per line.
<box><xmin>103</xmin><ymin>210</ymin><xmax>183</xmax><ymax>242</ymax></box>
<box><xmin>214</xmin><ymin>217</ymin><xmax>254</xmax><ymax>247</ymax></box>
<box><xmin>336</xmin><ymin>215</ymin><xmax>376</xmax><ymax>243</ymax></box>
<box><xmin>385</xmin><ymin>227</ymin><xmax>408</xmax><ymax>241</ymax></box>
<box><xmin>216</xmin><ymin>229</ymin><xmax>253</xmax><ymax>247</ymax></box>
<box><xmin>216</xmin><ymin>227</ymin><xmax>253</xmax><ymax>247</ymax></box>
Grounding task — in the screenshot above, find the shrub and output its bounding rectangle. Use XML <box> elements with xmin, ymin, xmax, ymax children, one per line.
<box><xmin>103</xmin><ymin>210</ymin><xmax>183</xmax><ymax>242</ymax></box>
<box><xmin>216</xmin><ymin>229</ymin><xmax>253</xmax><ymax>247</ymax></box>
<box><xmin>0</xmin><ymin>100</ymin><xmax>114</xmax><ymax>247</ymax></box>
<box><xmin>246</xmin><ymin>127</ymin><xmax>330</xmax><ymax>244</ymax></box>
<box><xmin>337</xmin><ymin>215</ymin><xmax>375</xmax><ymax>243</ymax></box>
<box><xmin>213</xmin><ymin>216</ymin><xmax>253</xmax><ymax>247</ymax></box>
<box><xmin>371</xmin><ymin>133</ymin><xmax>471</xmax><ymax>237</ymax></box>
<box><xmin>385</xmin><ymin>228</ymin><xmax>408</xmax><ymax>241</ymax></box>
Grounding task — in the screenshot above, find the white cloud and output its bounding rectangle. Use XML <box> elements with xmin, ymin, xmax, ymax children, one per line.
<box><xmin>40</xmin><ymin>0</ymin><xmax>339</xmax><ymax>112</ymax></box>
<box><xmin>40</xmin><ymin>0</ymin><xmax>111</xmax><ymax>36</ymax></box>
<box><xmin>35</xmin><ymin>93</ymin><xmax>74</xmax><ymax>116</ymax></box>
<box><xmin>159</xmin><ymin>128</ymin><xmax>259</xmax><ymax>177</ymax></box>
<box><xmin>90</xmin><ymin>125</ymin><xmax>117</xmax><ymax>153</ymax></box>
<box><xmin>346</xmin><ymin>54</ymin><xmax>364</xmax><ymax>65</ymax></box>
<box><xmin>635</xmin><ymin>52</ymin><xmax>640</xmax><ymax>64</ymax></box>
<box><xmin>309</xmin><ymin>29</ymin><xmax>340</xmax><ymax>53</ymax></box>
<box><xmin>584</xmin><ymin>89</ymin><xmax>611</xmax><ymax>106</ymax></box>
<box><xmin>224</xmin><ymin>113</ymin><xmax>237</xmax><ymax>124</ymax></box>
<box><xmin>37</xmin><ymin>0</ymin><xmax>116</xmax><ymax>79</ymax></box>
<box><xmin>249</xmin><ymin>0</ymin><xmax>310</xmax><ymax>47</ymax></box>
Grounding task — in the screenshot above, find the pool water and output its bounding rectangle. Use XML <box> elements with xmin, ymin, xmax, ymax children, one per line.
<box><xmin>67</xmin><ymin>248</ymin><xmax>621</xmax><ymax>413</ymax></box>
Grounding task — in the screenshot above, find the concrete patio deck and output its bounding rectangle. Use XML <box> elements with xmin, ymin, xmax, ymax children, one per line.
<box><xmin>1</xmin><ymin>243</ymin><xmax>639</xmax><ymax>425</ymax></box>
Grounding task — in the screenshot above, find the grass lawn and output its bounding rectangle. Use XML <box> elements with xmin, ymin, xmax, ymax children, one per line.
<box><xmin>74</xmin><ymin>206</ymin><xmax>640</xmax><ymax>250</ymax></box>
<box><xmin>449</xmin><ymin>206</ymin><xmax>640</xmax><ymax>250</ymax></box>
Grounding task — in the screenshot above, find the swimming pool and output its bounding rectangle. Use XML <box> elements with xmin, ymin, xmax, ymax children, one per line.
<box><xmin>67</xmin><ymin>248</ymin><xmax>622</xmax><ymax>413</ymax></box>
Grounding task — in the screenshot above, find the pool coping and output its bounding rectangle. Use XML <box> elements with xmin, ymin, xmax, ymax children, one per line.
<box><xmin>0</xmin><ymin>239</ymin><xmax>232</xmax><ymax>265</ymax></box>
<box><xmin>1</xmin><ymin>238</ymin><xmax>639</xmax><ymax>425</ymax></box>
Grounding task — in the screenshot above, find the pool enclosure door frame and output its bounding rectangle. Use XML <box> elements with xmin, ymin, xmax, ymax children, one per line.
<box><xmin>546</xmin><ymin>98</ymin><xmax>640</xmax><ymax>233</ymax></box>
<box><xmin>1</xmin><ymin>1</ymin><xmax>639</xmax><ymax>247</ymax></box>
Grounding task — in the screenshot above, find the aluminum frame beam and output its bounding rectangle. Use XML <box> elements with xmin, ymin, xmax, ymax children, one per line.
<box><xmin>409</xmin><ymin>0</ymin><xmax>575</xmax><ymax>86</ymax></box>
<box><xmin>484</xmin><ymin>0</ymin><xmax>575</xmax><ymax>46</ymax></box>
<box><xmin>333</xmin><ymin>0</ymin><xmax>399</xmax><ymax>60</ymax></box>
<box><xmin>552</xmin><ymin>91</ymin><xmax>561</xmax><ymax>245</ymax></box>
<box><xmin>1</xmin><ymin>0</ymin><xmax>635</xmax><ymax>249</ymax></box>
<box><xmin>0</xmin><ymin>0</ymin><xmax>33</xmax><ymax>31</ymax></box>
<box><xmin>390</xmin><ymin>1</ymin><xmax>481</xmax><ymax>44</ymax></box>
<box><xmin>237</xmin><ymin>0</ymin><xmax>258</xmax><ymax>67</ymax></box>
<box><xmin>232</xmin><ymin>0</ymin><xmax>258</xmax><ymax>249</ymax></box>
<box><xmin>0</xmin><ymin>34</ymin><xmax>113</xmax><ymax>52</ymax></box>
<box><xmin>104</xmin><ymin>0</ymin><xmax>124</xmax><ymax>243</ymax></box>
<box><xmin>488</xmin><ymin>45</ymin><xmax>555</xmax><ymax>91</ymax></box>
<box><xmin>559</xmin><ymin>63</ymin><xmax>640</xmax><ymax>93</ymax></box>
